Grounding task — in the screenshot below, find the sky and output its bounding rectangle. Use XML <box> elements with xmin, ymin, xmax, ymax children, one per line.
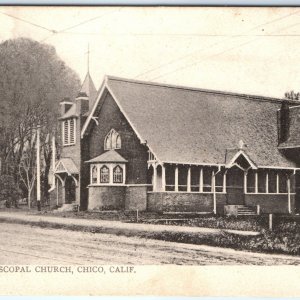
<box><xmin>1</xmin><ymin>6</ymin><xmax>300</xmax><ymax>98</ymax></box>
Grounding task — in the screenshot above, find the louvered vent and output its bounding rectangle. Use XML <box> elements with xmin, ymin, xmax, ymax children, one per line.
<box><xmin>63</xmin><ymin>119</ymin><xmax>75</xmax><ymax>146</ymax></box>
<box><xmin>70</xmin><ymin>119</ymin><xmax>75</xmax><ymax>144</ymax></box>
<box><xmin>64</xmin><ymin>120</ymin><xmax>69</xmax><ymax>145</ymax></box>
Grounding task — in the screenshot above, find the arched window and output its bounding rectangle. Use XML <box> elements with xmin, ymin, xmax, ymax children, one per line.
<box><xmin>113</xmin><ymin>165</ymin><xmax>123</xmax><ymax>183</ymax></box>
<box><xmin>92</xmin><ymin>165</ymin><xmax>98</xmax><ymax>184</ymax></box>
<box><xmin>104</xmin><ymin>129</ymin><xmax>121</xmax><ymax>150</ymax></box>
<box><xmin>100</xmin><ymin>165</ymin><xmax>109</xmax><ymax>183</ymax></box>
<box><xmin>105</xmin><ymin>135</ymin><xmax>111</xmax><ymax>150</ymax></box>
<box><xmin>116</xmin><ymin>134</ymin><xmax>121</xmax><ymax>149</ymax></box>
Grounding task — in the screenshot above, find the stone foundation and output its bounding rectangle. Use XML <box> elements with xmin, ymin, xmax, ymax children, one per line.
<box><xmin>245</xmin><ymin>194</ymin><xmax>295</xmax><ymax>214</ymax></box>
<box><xmin>147</xmin><ymin>192</ymin><xmax>226</xmax><ymax>214</ymax></box>
<box><xmin>125</xmin><ymin>185</ymin><xmax>148</xmax><ymax>211</ymax></box>
<box><xmin>88</xmin><ymin>186</ymin><xmax>126</xmax><ymax>210</ymax></box>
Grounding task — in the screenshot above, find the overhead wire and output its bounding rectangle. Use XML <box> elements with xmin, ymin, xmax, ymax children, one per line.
<box><xmin>149</xmin><ymin>16</ymin><xmax>300</xmax><ymax>81</ymax></box>
<box><xmin>40</xmin><ymin>8</ymin><xmax>121</xmax><ymax>43</ymax></box>
<box><xmin>0</xmin><ymin>11</ymin><xmax>57</xmax><ymax>33</ymax></box>
<box><xmin>2</xmin><ymin>8</ymin><xmax>300</xmax><ymax>83</ymax></box>
<box><xmin>134</xmin><ymin>9</ymin><xmax>300</xmax><ymax>80</ymax></box>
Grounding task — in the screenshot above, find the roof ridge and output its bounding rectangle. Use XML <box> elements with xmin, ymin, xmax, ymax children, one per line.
<box><xmin>106</xmin><ymin>75</ymin><xmax>300</xmax><ymax>105</ymax></box>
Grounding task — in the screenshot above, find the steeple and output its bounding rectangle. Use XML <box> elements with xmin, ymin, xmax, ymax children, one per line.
<box><xmin>79</xmin><ymin>72</ymin><xmax>97</xmax><ymax>110</ymax></box>
<box><xmin>79</xmin><ymin>44</ymin><xmax>97</xmax><ymax>109</ymax></box>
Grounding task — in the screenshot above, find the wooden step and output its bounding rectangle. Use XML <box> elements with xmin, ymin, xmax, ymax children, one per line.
<box><xmin>237</xmin><ymin>205</ymin><xmax>257</xmax><ymax>216</ymax></box>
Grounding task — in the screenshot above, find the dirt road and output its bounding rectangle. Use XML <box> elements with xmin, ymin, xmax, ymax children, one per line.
<box><xmin>0</xmin><ymin>223</ymin><xmax>300</xmax><ymax>265</ymax></box>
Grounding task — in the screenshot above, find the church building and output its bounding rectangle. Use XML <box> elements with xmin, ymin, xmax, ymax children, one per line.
<box><xmin>50</xmin><ymin>73</ymin><xmax>300</xmax><ymax>215</ymax></box>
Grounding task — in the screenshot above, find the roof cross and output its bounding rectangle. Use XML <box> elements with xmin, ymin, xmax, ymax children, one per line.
<box><xmin>238</xmin><ymin>139</ymin><xmax>247</xmax><ymax>150</ymax></box>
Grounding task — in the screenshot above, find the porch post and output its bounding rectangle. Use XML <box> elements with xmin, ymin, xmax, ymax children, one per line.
<box><xmin>244</xmin><ymin>171</ymin><xmax>247</xmax><ymax>193</ymax></box>
<box><xmin>56</xmin><ymin>179</ymin><xmax>59</xmax><ymax>206</ymax></box>
<box><xmin>288</xmin><ymin>176</ymin><xmax>291</xmax><ymax>214</ymax></box>
<box><xmin>153</xmin><ymin>164</ymin><xmax>157</xmax><ymax>192</ymax></box>
<box><xmin>90</xmin><ymin>165</ymin><xmax>93</xmax><ymax>185</ymax></box>
<box><xmin>175</xmin><ymin>165</ymin><xmax>179</xmax><ymax>192</ymax></box>
<box><xmin>255</xmin><ymin>171</ymin><xmax>258</xmax><ymax>194</ymax></box>
<box><xmin>162</xmin><ymin>164</ymin><xmax>166</xmax><ymax>191</ymax></box>
<box><xmin>212</xmin><ymin>170</ymin><xmax>216</xmax><ymax>214</ymax></box>
<box><xmin>62</xmin><ymin>177</ymin><xmax>66</xmax><ymax>204</ymax></box>
<box><xmin>187</xmin><ymin>166</ymin><xmax>191</xmax><ymax>192</ymax></box>
<box><xmin>266</xmin><ymin>172</ymin><xmax>269</xmax><ymax>193</ymax></box>
<box><xmin>276</xmin><ymin>173</ymin><xmax>279</xmax><ymax>194</ymax></box>
<box><xmin>223</xmin><ymin>171</ymin><xmax>226</xmax><ymax>193</ymax></box>
<box><xmin>199</xmin><ymin>167</ymin><xmax>203</xmax><ymax>192</ymax></box>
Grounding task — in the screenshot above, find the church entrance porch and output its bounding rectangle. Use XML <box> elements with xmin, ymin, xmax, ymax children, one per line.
<box><xmin>53</xmin><ymin>173</ymin><xmax>79</xmax><ymax>207</ymax></box>
<box><xmin>50</xmin><ymin>158</ymin><xmax>80</xmax><ymax>208</ymax></box>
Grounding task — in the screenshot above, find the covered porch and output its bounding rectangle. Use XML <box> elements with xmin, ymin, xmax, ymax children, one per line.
<box><xmin>53</xmin><ymin>158</ymin><xmax>80</xmax><ymax>206</ymax></box>
<box><xmin>147</xmin><ymin>149</ymin><xmax>297</xmax><ymax>214</ymax></box>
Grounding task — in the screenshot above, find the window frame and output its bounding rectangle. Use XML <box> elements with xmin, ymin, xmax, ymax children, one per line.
<box><xmin>91</xmin><ymin>165</ymin><xmax>98</xmax><ymax>184</ymax></box>
<box><xmin>113</xmin><ymin>165</ymin><xmax>123</xmax><ymax>183</ymax></box>
<box><xmin>104</xmin><ymin>129</ymin><xmax>121</xmax><ymax>150</ymax></box>
<box><xmin>90</xmin><ymin>163</ymin><xmax>126</xmax><ymax>186</ymax></box>
<box><xmin>246</xmin><ymin>169</ymin><xmax>290</xmax><ymax>194</ymax></box>
<box><xmin>100</xmin><ymin>165</ymin><xmax>110</xmax><ymax>183</ymax></box>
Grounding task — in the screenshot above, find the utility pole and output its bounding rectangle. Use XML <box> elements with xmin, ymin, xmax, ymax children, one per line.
<box><xmin>52</xmin><ymin>134</ymin><xmax>56</xmax><ymax>184</ymax></box>
<box><xmin>36</xmin><ymin>126</ymin><xmax>41</xmax><ymax>211</ymax></box>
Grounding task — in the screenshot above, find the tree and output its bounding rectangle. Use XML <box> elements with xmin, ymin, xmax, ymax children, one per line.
<box><xmin>0</xmin><ymin>38</ymin><xmax>81</xmax><ymax>205</ymax></box>
<box><xmin>285</xmin><ymin>90</ymin><xmax>300</xmax><ymax>101</ymax></box>
<box><xmin>19</xmin><ymin>131</ymin><xmax>37</xmax><ymax>209</ymax></box>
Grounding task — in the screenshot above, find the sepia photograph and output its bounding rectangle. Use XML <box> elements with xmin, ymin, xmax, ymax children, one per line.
<box><xmin>2</xmin><ymin>5</ymin><xmax>300</xmax><ymax>296</ymax></box>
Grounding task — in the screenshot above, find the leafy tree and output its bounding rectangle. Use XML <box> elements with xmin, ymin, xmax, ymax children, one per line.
<box><xmin>0</xmin><ymin>38</ymin><xmax>81</xmax><ymax>205</ymax></box>
<box><xmin>285</xmin><ymin>90</ymin><xmax>300</xmax><ymax>101</ymax></box>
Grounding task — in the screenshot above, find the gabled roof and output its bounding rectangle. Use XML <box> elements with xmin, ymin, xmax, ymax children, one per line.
<box><xmin>55</xmin><ymin>158</ymin><xmax>79</xmax><ymax>174</ymax></box>
<box><xmin>82</xmin><ymin>75</ymin><xmax>300</xmax><ymax>169</ymax></box>
<box><xmin>59</xmin><ymin>104</ymin><xmax>78</xmax><ymax>120</ymax></box>
<box><xmin>85</xmin><ymin>150</ymin><xmax>128</xmax><ymax>163</ymax></box>
<box><xmin>225</xmin><ymin>149</ymin><xmax>257</xmax><ymax>170</ymax></box>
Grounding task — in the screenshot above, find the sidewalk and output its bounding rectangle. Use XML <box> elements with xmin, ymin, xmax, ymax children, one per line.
<box><xmin>0</xmin><ymin>211</ymin><xmax>260</xmax><ymax>236</ymax></box>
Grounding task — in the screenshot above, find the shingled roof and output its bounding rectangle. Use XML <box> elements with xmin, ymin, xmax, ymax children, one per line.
<box><xmin>86</xmin><ymin>150</ymin><xmax>128</xmax><ymax>163</ymax></box>
<box><xmin>83</xmin><ymin>76</ymin><xmax>300</xmax><ymax>169</ymax></box>
<box><xmin>59</xmin><ymin>104</ymin><xmax>78</xmax><ymax>120</ymax></box>
<box><xmin>55</xmin><ymin>158</ymin><xmax>79</xmax><ymax>174</ymax></box>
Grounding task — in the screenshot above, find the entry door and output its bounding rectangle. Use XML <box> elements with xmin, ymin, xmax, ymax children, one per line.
<box><xmin>65</xmin><ymin>176</ymin><xmax>76</xmax><ymax>204</ymax></box>
<box><xmin>226</xmin><ymin>166</ymin><xmax>245</xmax><ymax>205</ymax></box>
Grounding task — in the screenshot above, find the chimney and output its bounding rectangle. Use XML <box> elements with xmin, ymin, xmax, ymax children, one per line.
<box><xmin>279</xmin><ymin>100</ymin><xmax>290</xmax><ymax>144</ymax></box>
<box><xmin>60</xmin><ymin>97</ymin><xmax>73</xmax><ymax>116</ymax></box>
<box><xmin>76</xmin><ymin>92</ymin><xmax>89</xmax><ymax>116</ymax></box>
